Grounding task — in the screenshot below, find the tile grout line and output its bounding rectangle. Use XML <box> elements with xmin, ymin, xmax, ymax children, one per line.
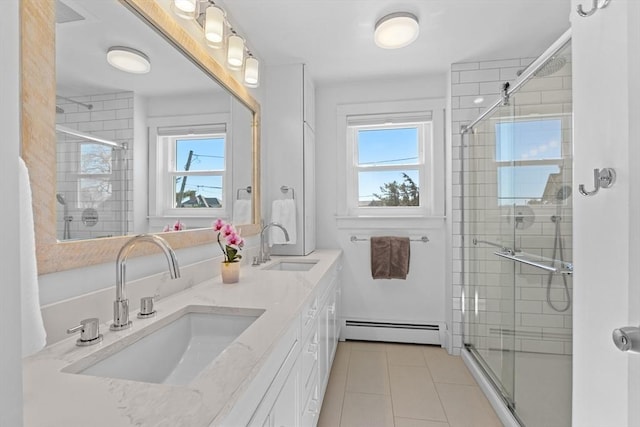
<box><xmin>423</xmin><ymin>348</ymin><xmax>452</xmax><ymax>426</ymax></box>
<box><xmin>384</xmin><ymin>344</ymin><xmax>397</xmax><ymax>427</ymax></box>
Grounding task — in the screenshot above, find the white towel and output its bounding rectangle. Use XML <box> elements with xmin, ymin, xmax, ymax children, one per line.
<box><xmin>270</xmin><ymin>199</ymin><xmax>297</xmax><ymax>245</ymax></box>
<box><xmin>232</xmin><ymin>199</ymin><xmax>252</xmax><ymax>225</ymax></box>
<box><xmin>19</xmin><ymin>157</ymin><xmax>47</xmax><ymax>357</ymax></box>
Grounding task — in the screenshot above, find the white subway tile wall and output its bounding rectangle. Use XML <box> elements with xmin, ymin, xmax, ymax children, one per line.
<box><xmin>55</xmin><ymin>91</ymin><xmax>134</xmax><ymax>240</ymax></box>
<box><xmin>451</xmin><ymin>56</ymin><xmax>573</xmax><ymax>357</ymax></box>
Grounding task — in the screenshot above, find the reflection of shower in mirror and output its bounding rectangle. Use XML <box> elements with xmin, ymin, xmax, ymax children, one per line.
<box><xmin>56</xmin><ymin>193</ymin><xmax>73</xmax><ymax>240</ymax></box>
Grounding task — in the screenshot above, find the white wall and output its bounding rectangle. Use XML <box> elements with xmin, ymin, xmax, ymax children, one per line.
<box><xmin>571</xmin><ymin>1</ymin><xmax>639</xmax><ymax>425</ymax></box>
<box><xmin>0</xmin><ymin>1</ymin><xmax>23</xmax><ymax>424</ymax></box>
<box><xmin>315</xmin><ymin>74</ymin><xmax>449</xmax><ymax>339</ymax></box>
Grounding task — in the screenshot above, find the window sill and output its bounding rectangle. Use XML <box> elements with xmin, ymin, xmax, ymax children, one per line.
<box><xmin>335</xmin><ymin>215</ymin><xmax>446</xmax><ymax>230</ymax></box>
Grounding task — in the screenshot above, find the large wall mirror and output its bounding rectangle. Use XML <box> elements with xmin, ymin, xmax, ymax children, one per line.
<box><xmin>22</xmin><ymin>0</ymin><xmax>261</xmax><ymax>274</ymax></box>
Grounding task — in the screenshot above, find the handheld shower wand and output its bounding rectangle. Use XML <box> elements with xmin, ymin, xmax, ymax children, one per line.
<box><xmin>56</xmin><ymin>193</ymin><xmax>72</xmax><ymax>240</ymax></box>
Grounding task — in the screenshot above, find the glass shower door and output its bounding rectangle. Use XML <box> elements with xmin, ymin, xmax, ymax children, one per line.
<box><xmin>463</xmin><ymin>102</ymin><xmax>517</xmax><ymax>407</ymax></box>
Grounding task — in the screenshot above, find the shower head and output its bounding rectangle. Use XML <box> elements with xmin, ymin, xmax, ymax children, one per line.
<box><xmin>517</xmin><ymin>56</ymin><xmax>568</xmax><ymax>78</ymax></box>
<box><xmin>56</xmin><ymin>105</ymin><xmax>65</xmax><ymax>114</ymax></box>
<box><xmin>535</xmin><ymin>56</ymin><xmax>567</xmax><ymax>77</ymax></box>
<box><xmin>56</xmin><ymin>193</ymin><xmax>66</xmax><ymax>205</ymax></box>
<box><xmin>556</xmin><ymin>185</ymin><xmax>572</xmax><ymax>201</ymax></box>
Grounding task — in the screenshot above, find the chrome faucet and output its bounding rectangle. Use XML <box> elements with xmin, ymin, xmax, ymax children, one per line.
<box><xmin>111</xmin><ymin>234</ymin><xmax>181</xmax><ymax>331</ymax></box>
<box><xmin>256</xmin><ymin>222</ymin><xmax>290</xmax><ymax>264</ymax></box>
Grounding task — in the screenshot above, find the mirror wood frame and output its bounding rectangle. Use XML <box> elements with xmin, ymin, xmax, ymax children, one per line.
<box><xmin>21</xmin><ymin>0</ymin><xmax>261</xmax><ymax>275</ymax></box>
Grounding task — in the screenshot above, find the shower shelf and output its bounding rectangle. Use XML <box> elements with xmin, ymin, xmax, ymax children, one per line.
<box><xmin>493</xmin><ymin>251</ymin><xmax>573</xmax><ymax>275</ymax></box>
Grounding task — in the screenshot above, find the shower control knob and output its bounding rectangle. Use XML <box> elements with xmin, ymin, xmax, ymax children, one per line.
<box><xmin>612</xmin><ymin>326</ymin><xmax>640</xmax><ymax>353</ymax></box>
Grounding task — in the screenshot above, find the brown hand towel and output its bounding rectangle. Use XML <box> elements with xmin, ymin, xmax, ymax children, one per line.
<box><xmin>370</xmin><ymin>236</ymin><xmax>410</xmax><ymax>280</ymax></box>
<box><xmin>371</xmin><ymin>236</ymin><xmax>391</xmax><ymax>279</ymax></box>
<box><xmin>389</xmin><ymin>237</ymin><xmax>410</xmax><ymax>279</ymax></box>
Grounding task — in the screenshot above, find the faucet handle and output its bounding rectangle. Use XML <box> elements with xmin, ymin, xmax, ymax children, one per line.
<box><xmin>137</xmin><ymin>296</ymin><xmax>157</xmax><ymax>319</ymax></box>
<box><xmin>67</xmin><ymin>318</ymin><xmax>103</xmax><ymax>346</ymax></box>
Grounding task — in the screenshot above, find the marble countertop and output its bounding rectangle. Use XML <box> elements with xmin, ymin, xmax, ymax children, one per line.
<box><xmin>23</xmin><ymin>249</ymin><xmax>342</xmax><ymax>427</ymax></box>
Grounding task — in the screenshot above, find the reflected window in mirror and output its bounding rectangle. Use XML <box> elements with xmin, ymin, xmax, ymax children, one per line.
<box><xmin>148</xmin><ymin>114</ymin><xmax>233</xmax><ymax>230</ymax></box>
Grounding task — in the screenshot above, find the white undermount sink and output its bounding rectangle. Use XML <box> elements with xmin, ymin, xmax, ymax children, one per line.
<box><xmin>263</xmin><ymin>259</ymin><xmax>318</xmax><ymax>272</ymax></box>
<box><xmin>63</xmin><ymin>305</ymin><xmax>263</xmax><ymax>386</ymax></box>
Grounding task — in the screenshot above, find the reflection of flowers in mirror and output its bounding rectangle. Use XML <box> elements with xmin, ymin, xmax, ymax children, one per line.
<box><xmin>163</xmin><ymin>220</ymin><xmax>185</xmax><ymax>232</ymax></box>
<box><xmin>213</xmin><ymin>219</ymin><xmax>244</xmax><ymax>263</ymax></box>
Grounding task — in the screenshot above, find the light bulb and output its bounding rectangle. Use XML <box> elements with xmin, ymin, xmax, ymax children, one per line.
<box><xmin>227</xmin><ymin>34</ymin><xmax>245</xmax><ymax>70</ymax></box>
<box><xmin>172</xmin><ymin>0</ymin><xmax>197</xmax><ymax>19</ymax></box>
<box><xmin>205</xmin><ymin>5</ymin><xmax>225</xmax><ymax>49</ymax></box>
<box><xmin>244</xmin><ymin>56</ymin><xmax>259</xmax><ymax>88</ymax></box>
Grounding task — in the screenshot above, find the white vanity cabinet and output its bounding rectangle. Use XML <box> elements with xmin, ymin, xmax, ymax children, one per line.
<box><xmin>229</xmin><ymin>259</ymin><xmax>342</xmax><ymax>427</ymax></box>
<box><xmin>265</xmin><ymin>63</ymin><xmax>316</xmax><ymax>256</ymax></box>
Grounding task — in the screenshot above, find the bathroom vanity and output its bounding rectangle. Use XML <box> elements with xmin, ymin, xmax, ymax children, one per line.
<box><xmin>22</xmin><ymin>250</ymin><xmax>342</xmax><ymax>426</ymax></box>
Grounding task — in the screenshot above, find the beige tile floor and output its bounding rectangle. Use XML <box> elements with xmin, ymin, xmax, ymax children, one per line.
<box><xmin>318</xmin><ymin>341</ymin><xmax>503</xmax><ymax>427</ymax></box>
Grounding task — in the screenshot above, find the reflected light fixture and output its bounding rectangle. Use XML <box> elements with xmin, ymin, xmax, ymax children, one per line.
<box><xmin>374</xmin><ymin>12</ymin><xmax>419</xmax><ymax>49</ymax></box>
<box><xmin>227</xmin><ymin>33</ymin><xmax>245</xmax><ymax>70</ymax></box>
<box><xmin>106</xmin><ymin>46</ymin><xmax>151</xmax><ymax>74</ymax></box>
<box><xmin>473</xmin><ymin>97</ymin><xmax>485</xmax><ymax>105</ymax></box>
<box><xmin>205</xmin><ymin>5</ymin><xmax>225</xmax><ymax>48</ymax></box>
<box><xmin>244</xmin><ymin>55</ymin><xmax>259</xmax><ymax>88</ymax></box>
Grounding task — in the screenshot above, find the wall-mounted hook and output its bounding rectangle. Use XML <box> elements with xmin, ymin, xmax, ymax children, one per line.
<box><xmin>579</xmin><ymin>168</ymin><xmax>616</xmax><ymax>196</ymax></box>
<box><xmin>577</xmin><ymin>0</ymin><xmax>612</xmax><ymax>17</ymax></box>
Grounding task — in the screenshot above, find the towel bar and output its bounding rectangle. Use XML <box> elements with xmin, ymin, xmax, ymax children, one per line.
<box><xmin>350</xmin><ymin>236</ymin><xmax>429</xmax><ymax>243</ymax></box>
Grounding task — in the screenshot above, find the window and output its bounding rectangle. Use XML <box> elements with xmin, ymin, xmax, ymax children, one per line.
<box><xmin>351</xmin><ymin>123</ymin><xmax>425</xmax><ymax>206</ymax></box>
<box><xmin>78</xmin><ymin>143</ymin><xmax>112</xmax><ymax>207</ymax></box>
<box><xmin>169</xmin><ymin>134</ymin><xmax>225</xmax><ymax>209</ymax></box>
<box><xmin>495</xmin><ymin>118</ymin><xmax>564</xmax><ymax>205</ymax></box>
<box><xmin>346</xmin><ymin>112</ymin><xmax>432</xmax><ymax>216</ymax></box>
<box><xmin>149</xmin><ymin>119</ymin><xmax>231</xmax><ymax>226</ymax></box>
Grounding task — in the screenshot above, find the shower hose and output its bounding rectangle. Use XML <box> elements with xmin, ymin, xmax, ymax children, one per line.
<box><xmin>547</xmin><ymin>215</ymin><xmax>571</xmax><ymax>312</ymax></box>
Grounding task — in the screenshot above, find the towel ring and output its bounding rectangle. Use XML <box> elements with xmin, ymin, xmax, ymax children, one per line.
<box><xmin>280</xmin><ymin>185</ymin><xmax>295</xmax><ymax>199</ymax></box>
<box><xmin>236</xmin><ymin>186</ymin><xmax>252</xmax><ymax>200</ymax></box>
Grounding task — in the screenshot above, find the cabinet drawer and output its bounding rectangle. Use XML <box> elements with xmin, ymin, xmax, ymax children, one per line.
<box><xmin>301</xmin><ymin>294</ymin><xmax>319</xmax><ymax>338</ymax></box>
<box><xmin>300</xmin><ymin>328</ymin><xmax>318</xmax><ymax>390</ymax></box>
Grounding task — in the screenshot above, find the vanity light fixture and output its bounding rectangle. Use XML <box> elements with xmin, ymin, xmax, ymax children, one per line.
<box><xmin>374</xmin><ymin>12</ymin><xmax>420</xmax><ymax>49</ymax></box>
<box><xmin>244</xmin><ymin>55</ymin><xmax>259</xmax><ymax>88</ymax></box>
<box><xmin>204</xmin><ymin>4</ymin><xmax>225</xmax><ymax>48</ymax></box>
<box><xmin>227</xmin><ymin>33</ymin><xmax>245</xmax><ymax>70</ymax></box>
<box><xmin>170</xmin><ymin>0</ymin><xmax>259</xmax><ymax>87</ymax></box>
<box><xmin>172</xmin><ymin>0</ymin><xmax>197</xmax><ymax>19</ymax></box>
<box><xmin>106</xmin><ymin>46</ymin><xmax>151</xmax><ymax>74</ymax></box>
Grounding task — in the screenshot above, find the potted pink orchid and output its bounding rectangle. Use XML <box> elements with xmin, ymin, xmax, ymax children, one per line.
<box><xmin>213</xmin><ymin>219</ymin><xmax>244</xmax><ymax>283</ymax></box>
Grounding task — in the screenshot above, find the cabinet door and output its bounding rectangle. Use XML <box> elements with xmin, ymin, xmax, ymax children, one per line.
<box><xmin>271</xmin><ymin>364</ymin><xmax>298</xmax><ymax>427</ymax></box>
<box><xmin>318</xmin><ymin>296</ymin><xmax>329</xmax><ymax>390</ymax></box>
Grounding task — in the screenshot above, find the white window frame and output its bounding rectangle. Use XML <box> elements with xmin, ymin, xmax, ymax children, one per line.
<box><xmin>346</xmin><ymin>120</ymin><xmax>430</xmax><ymax>216</ymax></box>
<box><xmin>337</xmin><ymin>99</ymin><xmax>445</xmax><ymax>220</ymax></box>
<box><xmin>148</xmin><ymin>113</ymin><xmax>232</xmax><ymax>229</ymax></box>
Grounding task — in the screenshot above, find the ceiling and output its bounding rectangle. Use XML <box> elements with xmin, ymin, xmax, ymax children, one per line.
<box><xmin>217</xmin><ymin>0</ymin><xmax>572</xmax><ymax>84</ymax></box>
<box><xmin>55</xmin><ymin>0</ymin><xmax>572</xmax><ymax>97</ymax></box>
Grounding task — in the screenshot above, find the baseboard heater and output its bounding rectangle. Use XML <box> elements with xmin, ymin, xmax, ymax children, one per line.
<box><xmin>342</xmin><ymin>319</ymin><xmax>443</xmax><ymax>345</ymax></box>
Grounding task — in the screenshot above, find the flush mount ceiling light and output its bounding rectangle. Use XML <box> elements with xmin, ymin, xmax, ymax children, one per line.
<box><xmin>106</xmin><ymin>46</ymin><xmax>151</xmax><ymax>74</ymax></box>
<box><xmin>374</xmin><ymin>12</ymin><xmax>419</xmax><ymax>49</ymax></box>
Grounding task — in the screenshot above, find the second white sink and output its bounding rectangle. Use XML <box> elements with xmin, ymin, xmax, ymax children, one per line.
<box><xmin>263</xmin><ymin>259</ymin><xmax>318</xmax><ymax>272</ymax></box>
<box><xmin>64</xmin><ymin>305</ymin><xmax>263</xmax><ymax>386</ymax></box>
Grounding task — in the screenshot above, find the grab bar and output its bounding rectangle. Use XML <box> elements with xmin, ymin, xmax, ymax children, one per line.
<box><xmin>493</xmin><ymin>251</ymin><xmax>573</xmax><ymax>274</ymax></box>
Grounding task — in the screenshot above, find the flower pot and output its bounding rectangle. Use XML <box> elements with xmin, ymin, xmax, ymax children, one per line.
<box><xmin>221</xmin><ymin>261</ymin><xmax>240</xmax><ymax>284</ymax></box>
